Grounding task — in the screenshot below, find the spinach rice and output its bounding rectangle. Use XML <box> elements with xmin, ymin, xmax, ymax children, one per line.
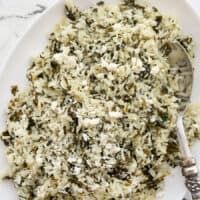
<box><xmin>1</xmin><ymin>0</ymin><xmax>200</xmax><ymax>199</ymax></box>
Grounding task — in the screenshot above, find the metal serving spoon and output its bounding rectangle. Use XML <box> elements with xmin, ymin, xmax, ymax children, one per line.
<box><xmin>166</xmin><ymin>42</ymin><xmax>200</xmax><ymax>200</ymax></box>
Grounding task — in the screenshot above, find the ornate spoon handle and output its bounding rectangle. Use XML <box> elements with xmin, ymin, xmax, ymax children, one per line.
<box><xmin>182</xmin><ymin>158</ymin><xmax>200</xmax><ymax>200</ymax></box>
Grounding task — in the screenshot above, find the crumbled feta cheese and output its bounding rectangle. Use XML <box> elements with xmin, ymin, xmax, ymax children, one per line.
<box><xmin>51</xmin><ymin>101</ymin><xmax>57</xmax><ymax>110</ymax></box>
<box><xmin>53</xmin><ymin>47</ymin><xmax>77</xmax><ymax>69</ymax></box>
<box><xmin>142</xmin><ymin>27</ymin><xmax>155</xmax><ymax>39</ymax></box>
<box><xmin>131</xmin><ymin>57</ymin><xmax>144</xmax><ymax>73</ymax></box>
<box><xmin>81</xmin><ymin>118</ymin><xmax>100</xmax><ymax>128</ymax></box>
<box><xmin>113</xmin><ymin>23</ymin><xmax>122</xmax><ymax>31</ymax></box>
<box><xmin>101</xmin><ymin>59</ymin><xmax>119</xmax><ymax>71</ymax></box>
<box><xmin>73</xmin><ymin>166</ymin><xmax>81</xmax><ymax>175</ymax></box>
<box><xmin>36</xmin><ymin>154</ymin><xmax>43</xmax><ymax>165</ymax></box>
<box><xmin>82</xmin><ymin>133</ymin><xmax>89</xmax><ymax>141</ymax></box>
<box><xmin>67</xmin><ymin>156</ymin><xmax>77</xmax><ymax>164</ymax></box>
<box><xmin>108</xmin><ymin>111</ymin><xmax>123</xmax><ymax>119</ymax></box>
<box><xmin>151</xmin><ymin>65</ymin><xmax>160</xmax><ymax>75</ymax></box>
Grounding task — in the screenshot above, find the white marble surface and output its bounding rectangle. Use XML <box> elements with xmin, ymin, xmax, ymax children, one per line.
<box><xmin>0</xmin><ymin>0</ymin><xmax>55</xmax><ymax>68</ymax></box>
<box><xmin>0</xmin><ymin>0</ymin><xmax>200</xmax><ymax>70</ymax></box>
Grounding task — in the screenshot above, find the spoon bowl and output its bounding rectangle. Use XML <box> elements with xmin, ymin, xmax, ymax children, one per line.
<box><xmin>167</xmin><ymin>42</ymin><xmax>194</xmax><ymax>112</ymax></box>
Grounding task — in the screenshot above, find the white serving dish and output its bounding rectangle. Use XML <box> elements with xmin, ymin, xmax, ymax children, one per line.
<box><xmin>0</xmin><ymin>0</ymin><xmax>200</xmax><ymax>199</ymax></box>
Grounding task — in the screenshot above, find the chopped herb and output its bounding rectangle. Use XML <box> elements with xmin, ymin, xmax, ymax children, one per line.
<box><xmin>97</xmin><ymin>1</ymin><xmax>105</xmax><ymax>6</ymax></box>
<box><xmin>11</xmin><ymin>85</ymin><xmax>19</xmax><ymax>96</ymax></box>
<box><xmin>160</xmin><ymin>113</ymin><xmax>169</xmax><ymax>122</ymax></box>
